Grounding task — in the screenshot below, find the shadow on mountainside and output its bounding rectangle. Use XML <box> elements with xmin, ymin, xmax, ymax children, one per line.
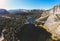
<box><xmin>15</xmin><ymin>23</ymin><xmax>52</xmax><ymax>41</ymax></box>
<box><xmin>0</xmin><ymin>27</ymin><xmax>3</xmax><ymax>37</ymax></box>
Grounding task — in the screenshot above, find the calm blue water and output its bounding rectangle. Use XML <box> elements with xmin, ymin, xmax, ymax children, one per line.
<box><xmin>27</xmin><ymin>18</ymin><xmax>35</xmax><ymax>23</ymax></box>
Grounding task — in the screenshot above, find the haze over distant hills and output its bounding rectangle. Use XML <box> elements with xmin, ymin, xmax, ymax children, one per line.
<box><xmin>8</xmin><ymin>4</ymin><xmax>60</xmax><ymax>14</ymax></box>
<box><xmin>0</xmin><ymin>5</ymin><xmax>60</xmax><ymax>15</ymax></box>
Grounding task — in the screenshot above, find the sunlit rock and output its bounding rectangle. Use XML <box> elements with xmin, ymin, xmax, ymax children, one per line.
<box><xmin>45</xmin><ymin>14</ymin><xmax>60</xmax><ymax>39</ymax></box>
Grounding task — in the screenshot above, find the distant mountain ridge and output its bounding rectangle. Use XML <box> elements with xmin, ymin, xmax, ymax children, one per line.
<box><xmin>0</xmin><ymin>5</ymin><xmax>60</xmax><ymax>15</ymax></box>
<box><xmin>8</xmin><ymin>5</ymin><xmax>60</xmax><ymax>15</ymax></box>
<box><xmin>8</xmin><ymin>9</ymin><xmax>29</xmax><ymax>13</ymax></box>
<box><xmin>0</xmin><ymin>9</ymin><xmax>9</xmax><ymax>14</ymax></box>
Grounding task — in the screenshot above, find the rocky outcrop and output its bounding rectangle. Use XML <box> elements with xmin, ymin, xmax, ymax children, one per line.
<box><xmin>46</xmin><ymin>5</ymin><xmax>60</xmax><ymax>14</ymax></box>
<box><xmin>45</xmin><ymin>14</ymin><xmax>60</xmax><ymax>40</ymax></box>
<box><xmin>36</xmin><ymin>5</ymin><xmax>60</xmax><ymax>40</ymax></box>
<box><xmin>44</xmin><ymin>5</ymin><xmax>60</xmax><ymax>39</ymax></box>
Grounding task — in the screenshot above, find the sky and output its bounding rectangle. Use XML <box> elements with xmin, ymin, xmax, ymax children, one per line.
<box><xmin>0</xmin><ymin>0</ymin><xmax>60</xmax><ymax>10</ymax></box>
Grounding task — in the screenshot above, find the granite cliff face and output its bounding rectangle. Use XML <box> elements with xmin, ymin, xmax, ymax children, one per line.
<box><xmin>36</xmin><ymin>5</ymin><xmax>60</xmax><ymax>22</ymax></box>
<box><xmin>46</xmin><ymin>5</ymin><xmax>60</xmax><ymax>14</ymax></box>
<box><xmin>44</xmin><ymin>5</ymin><xmax>60</xmax><ymax>39</ymax></box>
<box><xmin>36</xmin><ymin>5</ymin><xmax>60</xmax><ymax>40</ymax></box>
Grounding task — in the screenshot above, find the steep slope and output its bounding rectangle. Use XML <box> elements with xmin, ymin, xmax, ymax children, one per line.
<box><xmin>35</xmin><ymin>5</ymin><xmax>60</xmax><ymax>40</ymax></box>
<box><xmin>45</xmin><ymin>14</ymin><xmax>60</xmax><ymax>39</ymax></box>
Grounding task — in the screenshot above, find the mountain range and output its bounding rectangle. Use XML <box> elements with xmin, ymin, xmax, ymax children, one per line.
<box><xmin>0</xmin><ymin>5</ymin><xmax>60</xmax><ymax>15</ymax></box>
<box><xmin>0</xmin><ymin>5</ymin><xmax>60</xmax><ymax>40</ymax></box>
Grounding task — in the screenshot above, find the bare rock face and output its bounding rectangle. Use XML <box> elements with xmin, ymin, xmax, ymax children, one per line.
<box><xmin>37</xmin><ymin>5</ymin><xmax>60</xmax><ymax>22</ymax></box>
<box><xmin>35</xmin><ymin>5</ymin><xmax>60</xmax><ymax>40</ymax></box>
<box><xmin>45</xmin><ymin>14</ymin><xmax>60</xmax><ymax>39</ymax></box>
<box><xmin>46</xmin><ymin>5</ymin><xmax>60</xmax><ymax>14</ymax></box>
<box><xmin>53</xmin><ymin>5</ymin><xmax>60</xmax><ymax>14</ymax></box>
<box><xmin>44</xmin><ymin>5</ymin><xmax>60</xmax><ymax>40</ymax></box>
<box><xmin>45</xmin><ymin>14</ymin><xmax>58</xmax><ymax>31</ymax></box>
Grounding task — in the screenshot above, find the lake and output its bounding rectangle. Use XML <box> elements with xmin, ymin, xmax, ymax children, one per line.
<box><xmin>27</xmin><ymin>18</ymin><xmax>36</xmax><ymax>23</ymax></box>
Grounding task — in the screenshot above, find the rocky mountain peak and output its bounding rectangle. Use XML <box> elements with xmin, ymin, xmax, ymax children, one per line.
<box><xmin>46</xmin><ymin>5</ymin><xmax>60</xmax><ymax>14</ymax></box>
<box><xmin>44</xmin><ymin>5</ymin><xmax>60</xmax><ymax>39</ymax></box>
